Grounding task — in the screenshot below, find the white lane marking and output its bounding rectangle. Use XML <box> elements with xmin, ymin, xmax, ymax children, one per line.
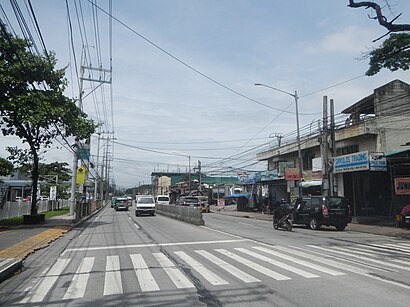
<box><xmin>134</xmin><ymin>223</ymin><xmax>140</xmax><ymax>229</ymax></box>
<box><xmin>63</xmin><ymin>257</ymin><xmax>95</xmax><ymax>300</ymax></box>
<box><xmin>309</xmin><ymin>245</ymin><xmax>410</xmax><ymax>272</ymax></box>
<box><xmin>62</xmin><ymin>239</ymin><xmax>248</xmax><ymax>254</ymax></box>
<box><xmin>130</xmin><ymin>254</ymin><xmax>160</xmax><ymax>292</ymax></box>
<box><xmin>103</xmin><ymin>256</ymin><xmax>123</xmax><ymax>296</ymax></box>
<box><xmin>195</xmin><ymin>250</ymin><xmax>260</xmax><ymax>283</ymax></box>
<box><xmin>364</xmin><ymin>243</ymin><xmax>410</xmax><ymax>254</ymax></box>
<box><xmin>215</xmin><ymin>249</ymin><xmax>290</xmax><ymax>281</ymax></box>
<box><xmin>235</xmin><ymin>248</ymin><xmax>319</xmax><ymax>279</ymax></box>
<box><xmin>174</xmin><ymin>251</ymin><xmax>228</xmax><ymax>286</ymax></box>
<box><xmin>21</xmin><ymin>258</ymin><xmax>71</xmax><ymax>303</ymax></box>
<box><xmin>153</xmin><ymin>253</ymin><xmax>195</xmax><ymax>289</ymax></box>
<box><xmin>252</xmin><ymin>246</ymin><xmax>345</xmax><ymax>276</ymax></box>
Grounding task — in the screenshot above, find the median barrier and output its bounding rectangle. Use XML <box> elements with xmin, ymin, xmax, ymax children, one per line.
<box><xmin>156</xmin><ymin>204</ymin><xmax>205</xmax><ymax>226</ymax></box>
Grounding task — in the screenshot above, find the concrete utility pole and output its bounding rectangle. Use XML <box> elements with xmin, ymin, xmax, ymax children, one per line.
<box><xmin>322</xmin><ymin>96</ymin><xmax>330</xmax><ymax>196</ymax></box>
<box><xmin>330</xmin><ymin>99</ymin><xmax>337</xmax><ymax>196</ymax></box>
<box><xmin>198</xmin><ymin>160</ymin><xmax>202</xmax><ymax>191</ymax></box>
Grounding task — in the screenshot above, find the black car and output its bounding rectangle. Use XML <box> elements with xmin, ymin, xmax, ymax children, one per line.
<box><xmin>114</xmin><ymin>197</ymin><xmax>129</xmax><ymax>211</ymax></box>
<box><xmin>176</xmin><ymin>196</ymin><xmax>199</xmax><ymax>207</ymax></box>
<box><xmin>291</xmin><ymin>196</ymin><xmax>351</xmax><ymax>231</ymax></box>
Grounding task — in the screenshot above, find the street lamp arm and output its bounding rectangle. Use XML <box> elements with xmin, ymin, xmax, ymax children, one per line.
<box><xmin>254</xmin><ymin>83</ymin><xmax>295</xmax><ymax>98</ymax></box>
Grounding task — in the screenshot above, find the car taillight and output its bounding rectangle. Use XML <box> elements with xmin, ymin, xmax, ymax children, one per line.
<box><xmin>322</xmin><ymin>204</ymin><xmax>329</xmax><ymax>217</ymax></box>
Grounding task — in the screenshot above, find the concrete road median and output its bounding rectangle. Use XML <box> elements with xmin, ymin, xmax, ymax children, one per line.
<box><xmin>156</xmin><ymin>204</ymin><xmax>205</xmax><ymax>226</ymax></box>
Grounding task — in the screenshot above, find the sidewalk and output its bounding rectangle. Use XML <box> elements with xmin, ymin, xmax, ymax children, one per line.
<box><xmin>209</xmin><ymin>205</ymin><xmax>410</xmax><ymax>239</ymax></box>
<box><xmin>0</xmin><ymin>207</ymin><xmax>103</xmax><ymax>284</ymax></box>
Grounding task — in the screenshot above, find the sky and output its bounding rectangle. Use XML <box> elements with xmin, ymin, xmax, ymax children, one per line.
<box><xmin>1</xmin><ymin>0</ymin><xmax>410</xmax><ymax>189</ymax></box>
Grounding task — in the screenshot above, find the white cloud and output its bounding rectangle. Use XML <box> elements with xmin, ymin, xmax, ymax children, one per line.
<box><xmin>305</xmin><ymin>26</ymin><xmax>378</xmax><ymax>55</ymax></box>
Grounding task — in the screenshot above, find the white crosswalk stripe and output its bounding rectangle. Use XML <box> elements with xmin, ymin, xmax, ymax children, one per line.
<box><xmin>215</xmin><ymin>248</ymin><xmax>291</xmax><ymax>281</ymax></box>
<box><xmin>21</xmin><ymin>258</ymin><xmax>71</xmax><ymax>303</ymax></box>
<box><xmin>103</xmin><ymin>255</ymin><xmax>123</xmax><ymax>296</ymax></box>
<box><xmin>130</xmin><ymin>254</ymin><xmax>160</xmax><ymax>292</ymax></box>
<box><xmin>63</xmin><ymin>257</ymin><xmax>95</xmax><ymax>300</ymax></box>
<box><xmin>18</xmin><ymin>242</ymin><xmax>410</xmax><ymax>302</ymax></box>
<box><xmin>252</xmin><ymin>246</ymin><xmax>345</xmax><ymax>276</ymax></box>
<box><xmin>195</xmin><ymin>250</ymin><xmax>261</xmax><ymax>283</ymax></box>
<box><xmin>174</xmin><ymin>251</ymin><xmax>229</xmax><ymax>285</ymax></box>
<box><xmin>153</xmin><ymin>252</ymin><xmax>195</xmax><ymax>289</ymax></box>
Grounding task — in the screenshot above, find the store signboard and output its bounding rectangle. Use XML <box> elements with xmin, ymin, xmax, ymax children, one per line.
<box><xmin>257</xmin><ymin>169</ymin><xmax>279</xmax><ymax>181</ymax></box>
<box><xmin>284</xmin><ymin>168</ymin><xmax>301</xmax><ymax>181</ymax></box>
<box><xmin>394</xmin><ymin>178</ymin><xmax>410</xmax><ymax>195</ymax></box>
<box><xmin>369</xmin><ymin>154</ymin><xmax>387</xmax><ymax>171</ymax></box>
<box><xmin>334</xmin><ymin>151</ymin><xmax>369</xmax><ymax>173</ymax></box>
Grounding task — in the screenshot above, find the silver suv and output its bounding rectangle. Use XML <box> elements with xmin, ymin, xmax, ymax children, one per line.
<box><xmin>135</xmin><ymin>195</ymin><xmax>155</xmax><ymax>216</ymax></box>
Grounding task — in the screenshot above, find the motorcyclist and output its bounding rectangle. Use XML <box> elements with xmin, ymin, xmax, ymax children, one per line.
<box><xmin>273</xmin><ymin>199</ymin><xmax>290</xmax><ymax>223</ymax></box>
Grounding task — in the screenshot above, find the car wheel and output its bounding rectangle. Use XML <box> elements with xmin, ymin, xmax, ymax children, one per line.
<box><xmin>135</xmin><ymin>211</ymin><xmax>138</xmax><ymax>217</ymax></box>
<box><xmin>336</xmin><ymin>225</ymin><xmax>346</xmax><ymax>231</ymax></box>
<box><xmin>309</xmin><ymin>218</ymin><xmax>320</xmax><ymax>230</ymax></box>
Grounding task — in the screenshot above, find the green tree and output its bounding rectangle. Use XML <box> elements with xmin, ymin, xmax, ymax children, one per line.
<box><xmin>348</xmin><ymin>0</ymin><xmax>410</xmax><ymax>75</ymax></box>
<box><xmin>0</xmin><ymin>157</ymin><xmax>13</xmax><ymax>177</ymax></box>
<box><xmin>0</xmin><ymin>24</ymin><xmax>96</xmax><ymax>215</ymax></box>
<box><xmin>19</xmin><ymin>162</ymin><xmax>72</xmax><ymax>201</ymax></box>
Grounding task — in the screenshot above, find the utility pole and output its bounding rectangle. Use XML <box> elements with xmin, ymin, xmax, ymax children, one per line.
<box><xmin>188</xmin><ymin>155</ymin><xmax>191</xmax><ymax>194</ymax></box>
<box><xmin>322</xmin><ymin>96</ymin><xmax>330</xmax><ymax>196</ymax></box>
<box><xmin>94</xmin><ymin>131</ymin><xmax>101</xmax><ymax>204</ymax></box>
<box><xmin>330</xmin><ymin>99</ymin><xmax>337</xmax><ymax>196</ymax></box>
<box><xmin>198</xmin><ymin>160</ymin><xmax>202</xmax><ymax>191</ymax></box>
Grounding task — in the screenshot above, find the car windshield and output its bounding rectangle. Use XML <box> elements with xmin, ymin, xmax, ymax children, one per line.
<box><xmin>185</xmin><ymin>198</ymin><xmax>198</xmax><ymax>203</ymax></box>
<box><xmin>138</xmin><ymin>197</ymin><xmax>154</xmax><ymax>204</ymax></box>
<box><xmin>158</xmin><ymin>197</ymin><xmax>169</xmax><ymax>201</ymax></box>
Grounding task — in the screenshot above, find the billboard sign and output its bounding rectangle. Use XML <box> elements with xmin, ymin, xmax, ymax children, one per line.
<box><xmin>394</xmin><ymin>178</ymin><xmax>410</xmax><ymax>195</ymax></box>
<box><xmin>369</xmin><ymin>153</ymin><xmax>387</xmax><ymax>171</ymax></box>
<box><xmin>334</xmin><ymin>151</ymin><xmax>369</xmax><ymax>173</ymax></box>
<box><xmin>284</xmin><ymin>168</ymin><xmax>301</xmax><ymax>181</ymax></box>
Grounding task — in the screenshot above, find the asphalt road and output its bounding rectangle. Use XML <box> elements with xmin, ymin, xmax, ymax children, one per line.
<box><xmin>1</xmin><ymin>206</ymin><xmax>410</xmax><ymax>306</ymax></box>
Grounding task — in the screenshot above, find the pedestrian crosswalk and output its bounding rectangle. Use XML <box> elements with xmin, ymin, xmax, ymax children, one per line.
<box><xmin>20</xmin><ymin>242</ymin><xmax>410</xmax><ymax>303</ymax></box>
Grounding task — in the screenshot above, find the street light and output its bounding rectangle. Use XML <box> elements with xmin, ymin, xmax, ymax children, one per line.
<box><xmin>254</xmin><ymin>83</ymin><xmax>303</xmax><ymax>196</ymax></box>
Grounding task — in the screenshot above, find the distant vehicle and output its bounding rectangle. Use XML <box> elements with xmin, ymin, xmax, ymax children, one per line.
<box><xmin>155</xmin><ymin>195</ymin><xmax>170</xmax><ymax>205</ymax></box>
<box><xmin>111</xmin><ymin>197</ymin><xmax>117</xmax><ymax>208</ymax></box>
<box><xmin>135</xmin><ymin>195</ymin><xmax>155</xmax><ymax>216</ymax></box>
<box><xmin>291</xmin><ymin>196</ymin><xmax>351</xmax><ymax>231</ymax></box>
<box><xmin>114</xmin><ymin>197</ymin><xmax>129</xmax><ymax>211</ymax></box>
<box><xmin>176</xmin><ymin>196</ymin><xmax>199</xmax><ymax>207</ymax></box>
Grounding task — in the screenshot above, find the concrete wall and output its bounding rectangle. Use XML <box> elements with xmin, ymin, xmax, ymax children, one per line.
<box><xmin>156</xmin><ymin>204</ymin><xmax>205</xmax><ymax>226</ymax></box>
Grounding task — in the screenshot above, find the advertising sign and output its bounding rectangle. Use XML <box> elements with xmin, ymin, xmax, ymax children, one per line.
<box><xmin>369</xmin><ymin>154</ymin><xmax>387</xmax><ymax>171</ymax></box>
<box><xmin>76</xmin><ymin>166</ymin><xmax>85</xmax><ymax>185</ymax></box>
<box><xmin>50</xmin><ymin>186</ymin><xmax>57</xmax><ymax>201</ymax></box>
<box><xmin>238</xmin><ymin>174</ymin><xmax>256</xmax><ymax>184</ymax></box>
<box><xmin>284</xmin><ymin>168</ymin><xmax>301</xmax><ymax>181</ymax></box>
<box><xmin>334</xmin><ymin>151</ymin><xmax>369</xmax><ymax>173</ymax></box>
<box><xmin>394</xmin><ymin>178</ymin><xmax>410</xmax><ymax>195</ymax></box>
<box><xmin>257</xmin><ymin>169</ymin><xmax>279</xmax><ymax>181</ymax></box>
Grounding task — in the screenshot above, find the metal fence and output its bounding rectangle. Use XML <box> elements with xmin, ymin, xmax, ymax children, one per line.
<box><xmin>0</xmin><ymin>199</ymin><xmax>70</xmax><ymax>220</ymax></box>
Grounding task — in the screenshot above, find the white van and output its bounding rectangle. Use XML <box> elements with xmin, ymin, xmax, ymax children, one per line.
<box><xmin>155</xmin><ymin>195</ymin><xmax>170</xmax><ymax>205</ymax></box>
<box><xmin>135</xmin><ymin>195</ymin><xmax>156</xmax><ymax>216</ymax></box>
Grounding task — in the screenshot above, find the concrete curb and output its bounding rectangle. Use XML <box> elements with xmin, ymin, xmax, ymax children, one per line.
<box><xmin>0</xmin><ymin>258</ymin><xmax>22</xmax><ymax>283</ymax></box>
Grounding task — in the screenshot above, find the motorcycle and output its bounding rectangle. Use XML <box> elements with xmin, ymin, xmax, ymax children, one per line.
<box><xmin>273</xmin><ymin>212</ymin><xmax>292</xmax><ymax>231</ymax></box>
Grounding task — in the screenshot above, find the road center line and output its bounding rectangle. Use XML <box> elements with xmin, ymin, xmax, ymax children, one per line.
<box><xmin>62</xmin><ymin>239</ymin><xmax>249</xmax><ymax>254</ymax></box>
<box><xmin>134</xmin><ymin>223</ymin><xmax>140</xmax><ymax>229</ymax></box>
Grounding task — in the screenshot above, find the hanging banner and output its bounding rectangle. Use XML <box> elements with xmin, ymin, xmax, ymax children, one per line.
<box><xmin>50</xmin><ymin>186</ymin><xmax>57</xmax><ymax>200</ymax></box>
<box><xmin>76</xmin><ymin>166</ymin><xmax>86</xmax><ymax>185</ymax></box>
<box><xmin>334</xmin><ymin>151</ymin><xmax>369</xmax><ymax>173</ymax></box>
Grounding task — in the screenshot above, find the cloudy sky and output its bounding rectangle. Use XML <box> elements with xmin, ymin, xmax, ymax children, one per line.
<box><xmin>1</xmin><ymin>0</ymin><xmax>409</xmax><ymax>188</ymax></box>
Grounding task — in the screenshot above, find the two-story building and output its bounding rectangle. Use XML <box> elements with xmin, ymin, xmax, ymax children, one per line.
<box><xmin>256</xmin><ymin>79</ymin><xmax>410</xmax><ymax>217</ymax></box>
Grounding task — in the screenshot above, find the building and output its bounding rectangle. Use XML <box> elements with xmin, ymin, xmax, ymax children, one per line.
<box><xmin>256</xmin><ymin>79</ymin><xmax>410</xmax><ymax>217</ymax></box>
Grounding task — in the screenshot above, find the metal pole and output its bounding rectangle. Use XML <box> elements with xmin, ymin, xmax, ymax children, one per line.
<box><xmin>188</xmin><ymin>155</ymin><xmax>191</xmax><ymax>194</ymax></box>
<box><xmin>94</xmin><ymin>132</ymin><xmax>101</xmax><ymax>202</ymax></box>
<box><xmin>294</xmin><ymin>91</ymin><xmax>303</xmax><ymax>197</ymax></box>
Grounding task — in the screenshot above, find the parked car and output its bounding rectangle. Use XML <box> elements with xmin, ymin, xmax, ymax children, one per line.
<box><xmin>155</xmin><ymin>195</ymin><xmax>170</xmax><ymax>205</ymax></box>
<box><xmin>291</xmin><ymin>196</ymin><xmax>351</xmax><ymax>231</ymax></box>
<box><xmin>114</xmin><ymin>197</ymin><xmax>129</xmax><ymax>211</ymax></box>
<box><xmin>176</xmin><ymin>196</ymin><xmax>199</xmax><ymax>207</ymax></box>
<box><xmin>135</xmin><ymin>195</ymin><xmax>156</xmax><ymax>216</ymax></box>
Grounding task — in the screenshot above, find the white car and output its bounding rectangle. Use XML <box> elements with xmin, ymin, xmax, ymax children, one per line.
<box><xmin>155</xmin><ymin>195</ymin><xmax>170</xmax><ymax>205</ymax></box>
<box><xmin>135</xmin><ymin>195</ymin><xmax>156</xmax><ymax>216</ymax></box>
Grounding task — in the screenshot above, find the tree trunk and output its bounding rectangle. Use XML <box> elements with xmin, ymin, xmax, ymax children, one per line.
<box><xmin>31</xmin><ymin>152</ymin><xmax>39</xmax><ymax>215</ymax></box>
